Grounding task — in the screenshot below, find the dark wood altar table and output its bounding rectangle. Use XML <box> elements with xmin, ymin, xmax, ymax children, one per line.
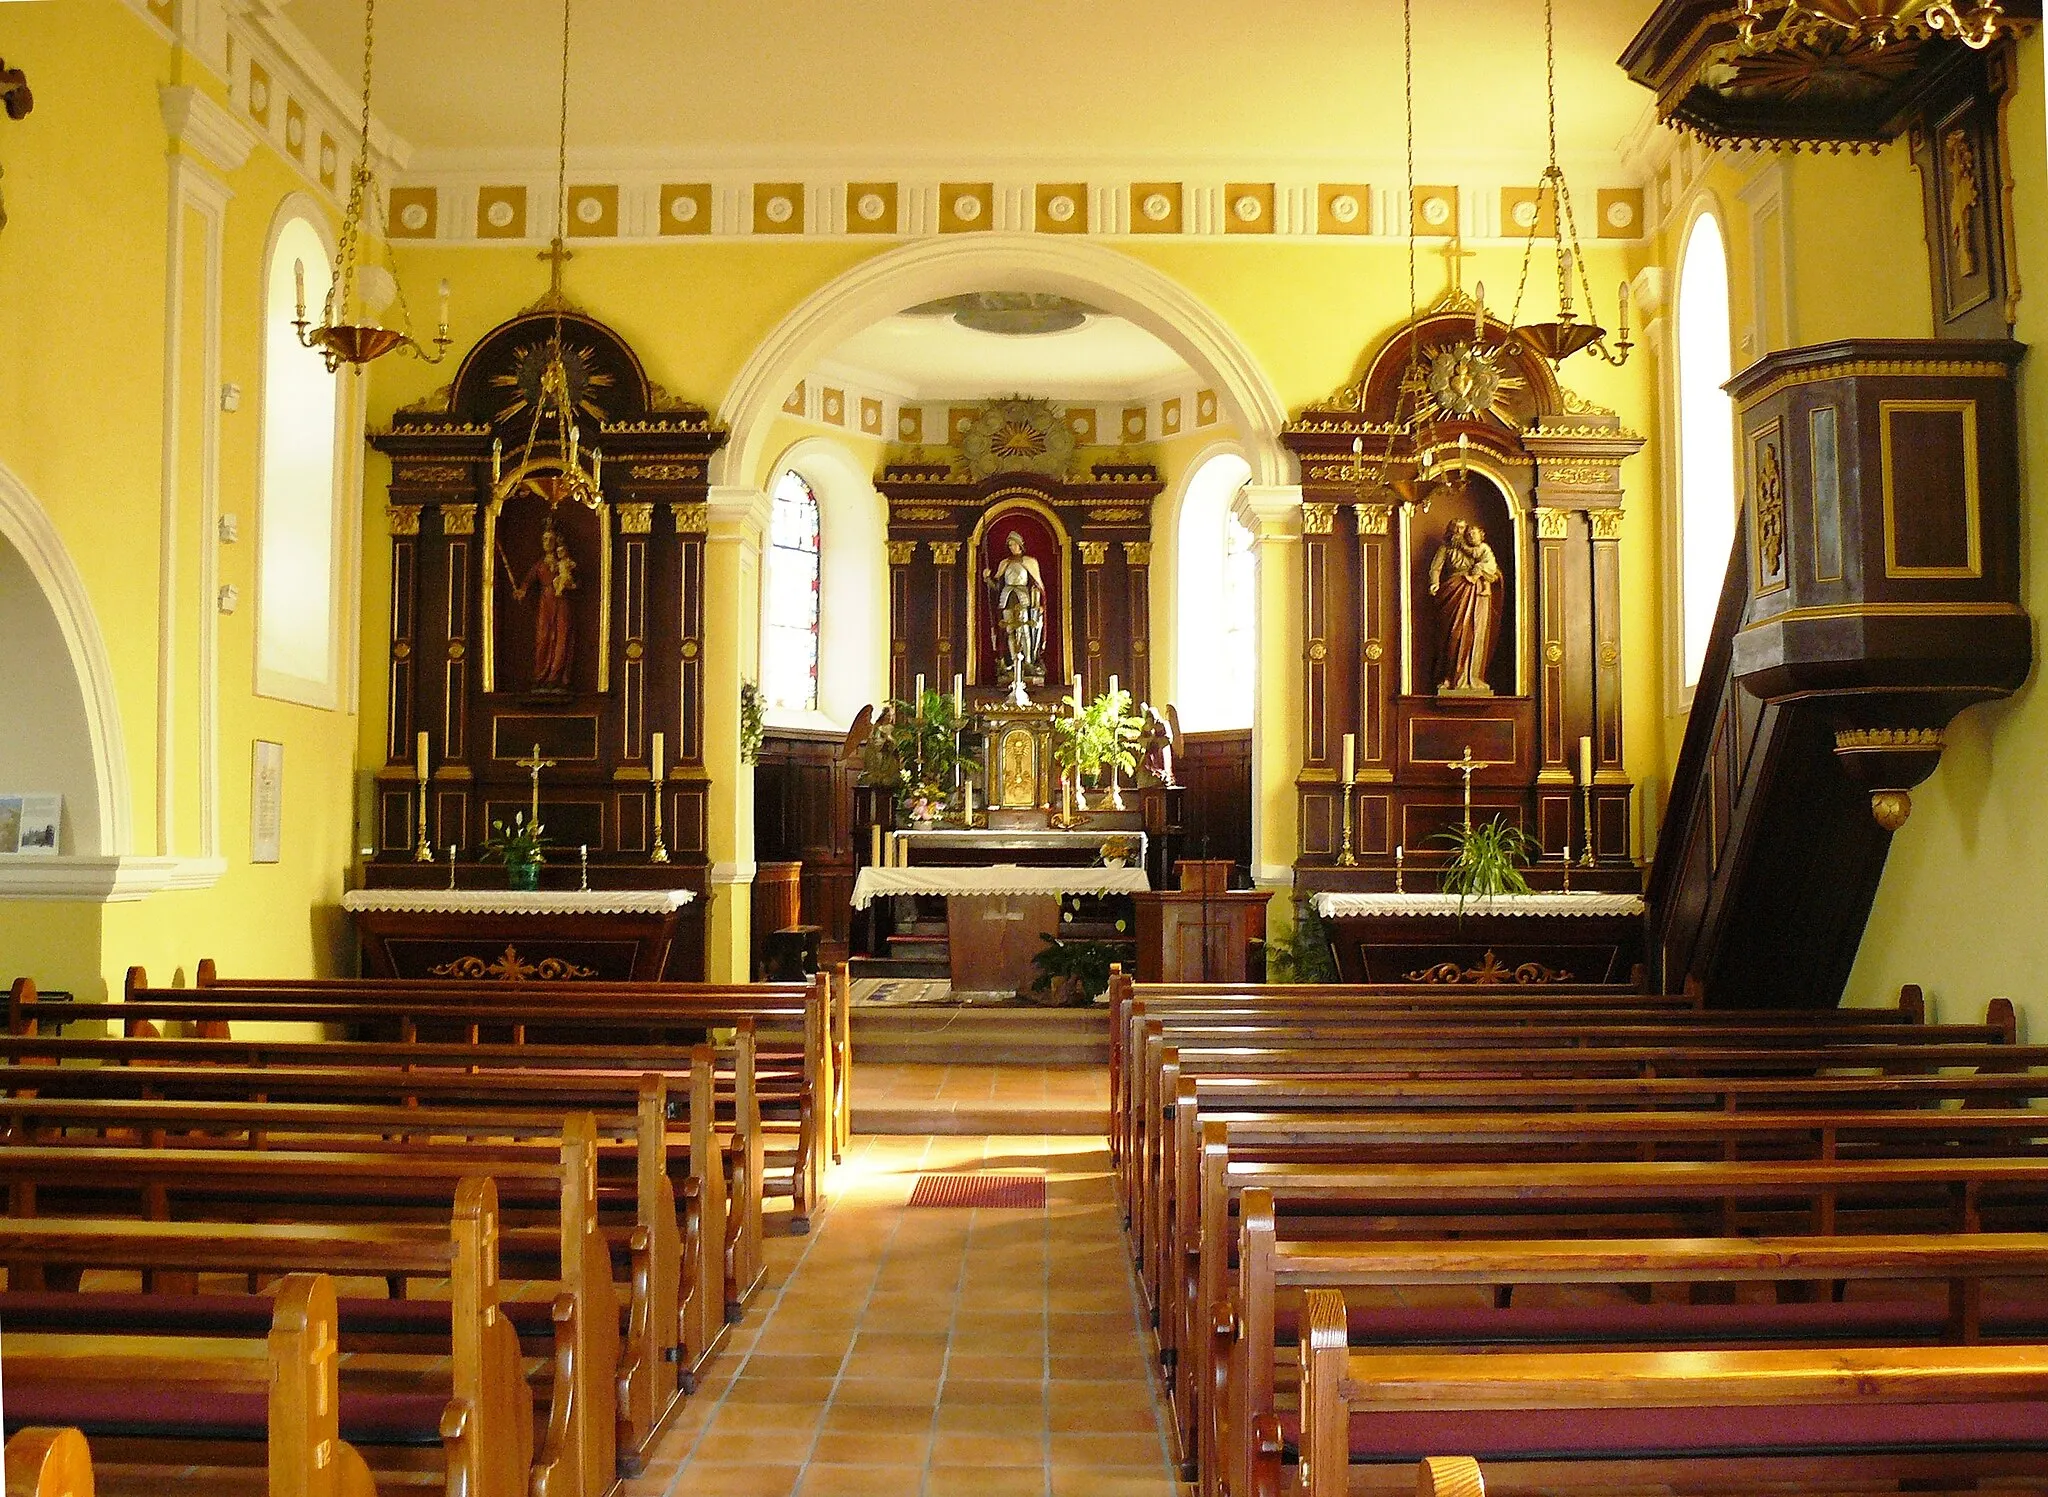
<box><xmin>340</xmin><ymin>889</ymin><xmax>697</xmax><ymax>981</ymax></box>
<box><xmin>1310</xmin><ymin>891</ymin><xmax>1647</xmax><ymax>986</ymax></box>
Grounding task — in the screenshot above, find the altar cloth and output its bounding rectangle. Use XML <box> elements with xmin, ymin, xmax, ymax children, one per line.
<box><xmin>851</xmin><ymin>864</ymin><xmax>1151</xmax><ymax>910</ymax></box>
<box><xmin>341</xmin><ymin>889</ymin><xmax>696</xmax><ymax>916</ymax></box>
<box><xmin>1312</xmin><ymin>892</ymin><xmax>1645</xmax><ymax>919</ymax></box>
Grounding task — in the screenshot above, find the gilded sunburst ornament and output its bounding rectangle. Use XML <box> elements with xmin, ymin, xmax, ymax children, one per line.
<box><xmin>1421</xmin><ymin>341</ymin><xmax>1525</xmax><ymax>426</ymax></box>
<box><xmin>490</xmin><ymin>338</ymin><xmax>614</xmax><ymax>427</ymax></box>
<box><xmin>959</xmin><ymin>397</ymin><xmax>1076</xmax><ymax>480</ymax></box>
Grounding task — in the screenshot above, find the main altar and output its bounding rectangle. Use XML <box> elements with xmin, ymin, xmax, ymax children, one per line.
<box><xmin>355</xmin><ymin>283</ymin><xmax>719</xmax><ymax>979</ymax></box>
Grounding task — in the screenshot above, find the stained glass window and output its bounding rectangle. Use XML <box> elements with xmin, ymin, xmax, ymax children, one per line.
<box><xmin>764</xmin><ymin>469</ymin><xmax>822</xmax><ymax>711</ymax></box>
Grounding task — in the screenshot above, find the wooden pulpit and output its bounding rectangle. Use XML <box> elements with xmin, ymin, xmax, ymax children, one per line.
<box><xmin>1133</xmin><ymin>861</ymin><xmax>1269</xmax><ymax>983</ymax></box>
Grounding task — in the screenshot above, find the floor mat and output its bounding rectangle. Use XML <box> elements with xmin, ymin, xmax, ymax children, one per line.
<box><xmin>905</xmin><ymin>1173</ymin><xmax>1048</xmax><ymax>1209</ymax></box>
<box><xmin>850</xmin><ymin>978</ymin><xmax>957</xmax><ymax>1007</ymax></box>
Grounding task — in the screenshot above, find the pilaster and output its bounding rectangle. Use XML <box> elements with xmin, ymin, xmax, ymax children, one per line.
<box><xmin>1233</xmin><ymin>484</ymin><xmax>1304</xmax><ymax>887</ymax></box>
<box><xmin>702</xmin><ymin>485</ymin><xmax>771</xmax><ymax>979</ymax></box>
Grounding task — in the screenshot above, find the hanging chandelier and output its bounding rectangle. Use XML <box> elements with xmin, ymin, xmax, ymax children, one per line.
<box><xmin>1507</xmin><ymin>0</ymin><xmax>1633</xmax><ymax>370</ymax></box>
<box><xmin>293</xmin><ymin>0</ymin><xmax>450</xmax><ymax>372</ymax></box>
<box><xmin>1737</xmin><ymin>0</ymin><xmax>2021</xmax><ymax>50</ymax></box>
<box><xmin>491</xmin><ymin>0</ymin><xmax>604</xmax><ymax>514</ymax></box>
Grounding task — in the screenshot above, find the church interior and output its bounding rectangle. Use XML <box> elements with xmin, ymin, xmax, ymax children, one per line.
<box><xmin>5</xmin><ymin>0</ymin><xmax>2048</xmax><ymax>1494</ymax></box>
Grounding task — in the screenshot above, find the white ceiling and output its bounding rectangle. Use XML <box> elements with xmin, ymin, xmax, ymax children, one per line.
<box><xmin>824</xmin><ymin>310</ymin><xmax>1193</xmax><ymax>403</ymax></box>
<box><xmin>277</xmin><ymin>1</ymin><xmax>1658</xmax><ymax>172</ymax></box>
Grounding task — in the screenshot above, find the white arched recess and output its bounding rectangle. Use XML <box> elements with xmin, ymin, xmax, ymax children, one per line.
<box><xmin>759</xmin><ymin>436</ymin><xmax>889</xmax><ymax>730</ymax></box>
<box><xmin>0</xmin><ymin>460</ymin><xmax>218</xmax><ymax>899</ymax></box>
<box><xmin>1162</xmin><ymin>440</ymin><xmax>1255</xmax><ymax>731</ymax></box>
<box><xmin>715</xmin><ymin>236</ymin><xmax>1300</xmax><ymax>890</ymax></box>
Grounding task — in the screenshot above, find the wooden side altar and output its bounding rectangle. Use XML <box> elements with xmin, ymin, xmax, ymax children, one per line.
<box><xmin>1312</xmin><ymin>892</ymin><xmax>1646</xmax><ymax>986</ymax></box>
<box><xmin>340</xmin><ymin>890</ymin><xmax>697</xmax><ymax>981</ymax></box>
<box><xmin>360</xmin><ymin>295</ymin><xmax>718</xmax><ymax>977</ymax></box>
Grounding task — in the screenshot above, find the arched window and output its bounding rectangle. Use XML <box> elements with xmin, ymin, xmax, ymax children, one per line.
<box><xmin>1175</xmin><ymin>451</ymin><xmax>1255</xmax><ymax>731</ymax></box>
<box><xmin>763</xmin><ymin>468</ymin><xmax>822</xmax><ymax>712</ymax></box>
<box><xmin>1676</xmin><ymin>209</ymin><xmax>1736</xmax><ymax>690</ymax></box>
<box><xmin>256</xmin><ymin>215</ymin><xmax>344</xmax><ymax>705</ymax></box>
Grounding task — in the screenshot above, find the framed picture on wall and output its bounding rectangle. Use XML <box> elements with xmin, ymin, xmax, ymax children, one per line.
<box><xmin>0</xmin><ymin>794</ymin><xmax>62</xmax><ymax>855</ymax></box>
<box><xmin>252</xmin><ymin>741</ymin><xmax>284</xmax><ymax>864</ymax></box>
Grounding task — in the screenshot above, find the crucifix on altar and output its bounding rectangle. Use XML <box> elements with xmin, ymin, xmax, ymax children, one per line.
<box><xmin>516</xmin><ymin>743</ymin><xmax>557</xmax><ymax>823</ymax></box>
<box><xmin>1446</xmin><ymin>744</ymin><xmax>1495</xmax><ymax>833</ymax></box>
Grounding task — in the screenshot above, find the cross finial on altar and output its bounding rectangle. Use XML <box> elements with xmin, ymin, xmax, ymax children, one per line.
<box><xmin>516</xmin><ymin>742</ymin><xmax>558</xmax><ymax>823</ymax></box>
<box><xmin>1439</xmin><ymin>232</ymin><xmax>1478</xmax><ymax>295</ymax></box>
<box><xmin>1446</xmin><ymin>743</ymin><xmax>1495</xmax><ymax>833</ymax></box>
<box><xmin>538</xmin><ymin>236</ymin><xmax>573</xmax><ymax>306</ymax></box>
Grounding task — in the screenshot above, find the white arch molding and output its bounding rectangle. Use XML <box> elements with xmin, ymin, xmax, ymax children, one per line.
<box><xmin>0</xmin><ymin>460</ymin><xmax>222</xmax><ymax>899</ymax></box>
<box><xmin>714</xmin><ymin>235</ymin><xmax>1293</xmax><ymax>491</ymax></box>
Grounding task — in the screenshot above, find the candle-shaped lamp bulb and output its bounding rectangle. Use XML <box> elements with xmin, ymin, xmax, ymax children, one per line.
<box><xmin>1473</xmin><ymin>279</ymin><xmax>1486</xmax><ymax>338</ymax></box>
<box><xmin>294</xmin><ymin>259</ymin><xmax>307</xmax><ymax>322</ymax></box>
<box><xmin>1617</xmin><ymin>277</ymin><xmax>1631</xmax><ymax>341</ymax></box>
<box><xmin>437</xmin><ymin>277</ymin><xmax>451</xmax><ymax>335</ymax></box>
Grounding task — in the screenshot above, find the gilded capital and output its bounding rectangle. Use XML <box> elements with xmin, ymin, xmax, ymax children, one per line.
<box><xmin>886</xmin><ymin>540</ymin><xmax>918</xmax><ymax>566</ymax></box>
<box><xmin>1535</xmin><ymin>508</ymin><xmax>1569</xmax><ymax>540</ymax></box>
<box><xmin>1123</xmin><ymin>540</ymin><xmax>1153</xmax><ymax>566</ymax></box>
<box><xmin>930</xmin><ymin>541</ymin><xmax>962</xmax><ymax>567</ymax></box>
<box><xmin>672</xmin><ymin>502</ymin><xmax>710</xmax><ymax>534</ymax></box>
<box><xmin>1078</xmin><ymin>541</ymin><xmax>1110</xmax><ymax>566</ymax></box>
<box><xmin>441</xmin><ymin>503</ymin><xmax>477</xmax><ymax>537</ymax></box>
<box><xmin>387</xmin><ymin>504</ymin><xmax>422</xmax><ymax>537</ymax></box>
<box><xmin>1354</xmin><ymin>504</ymin><xmax>1392</xmax><ymax>536</ymax></box>
<box><xmin>617</xmin><ymin>502</ymin><xmax>655</xmax><ymax>535</ymax></box>
<box><xmin>1589</xmin><ymin>509</ymin><xmax>1625</xmax><ymax>540</ymax></box>
<box><xmin>1301</xmin><ymin>502</ymin><xmax>1337</xmax><ymax>535</ymax></box>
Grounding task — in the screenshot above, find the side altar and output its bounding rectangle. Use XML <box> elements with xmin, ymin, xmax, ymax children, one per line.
<box><xmin>341</xmin><ymin>889</ymin><xmax>696</xmax><ymax>982</ymax></box>
<box><xmin>357</xmin><ymin>281</ymin><xmax>719</xmax><ymax>978</ymax></box>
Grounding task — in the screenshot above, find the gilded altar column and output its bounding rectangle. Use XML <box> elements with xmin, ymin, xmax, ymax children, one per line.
<box><xmin>1234</xmin><ymin>484</ymin><xmax>1305</xmax><ymax>887</ymax></box>
<box><xmin>1078</xmin><ymin>540</ymin><xmax>1109</xmax><ymax>689</ymax></box>
<box><xmin>1533</xmin><ymin>506</ymin><xmax>1575</xmax><ymax>855</ymax></box>
<box><xmin>930</xmin><ymin>541</ymin><xmax>960</xmax><ymax>691</ymax></box>
<box><xmin>1123</xmin><ymin>541</ymin><xmax>1153</xmax><ymax>703</ymax></box>
<box><xmin>886</xmin><ymin>540</ymin><xmax>916</xmax><ymax>703</ymax></box>
<box><xmin>703</xmin><ymin>485</ymin><xmax>771</xmax><ymax>980</ymax></box>
<box><xmin>1587</xmin><ymin>507</ymin><xmax>1628</xmax><ymax>860</ymax></box>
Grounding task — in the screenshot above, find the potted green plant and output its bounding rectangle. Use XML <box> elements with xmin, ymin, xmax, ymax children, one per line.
<box><xmin>1436</xmin><ymin>815</ymin><xmax>1539</xmax><ymax>907</ymax></box>
<box><xmin>1050</xmin><ymin>689</ymin><xmax>1143</xmax><ymax>809</ymax></box>
<box><xmin>1028</xmin><ymin>934</ymin><xmax>1123</xmax><ymax>1007</ymax></box>
<box><xmin>1258</xmin><ymin>895</ymin><xmax>1339</xmax><ymax>983</ymax></box>
<box><xmin>482</xmin><ymin>811</ymin><xmax>549</xmax><ymax>891</ymax></box>
<box><xmin>886</xmin><ymin>689</ymin><xmax>977</xmax><ymax>819</ymax></box>
<box><xmin>739</xmin><ymin>678</ymin><xmax>766</xmax><ymax>765</ymax></box>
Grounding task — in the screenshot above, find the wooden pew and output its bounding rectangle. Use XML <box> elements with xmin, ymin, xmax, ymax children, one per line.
<box><xmin>3</xmin><ymin>1429</ymin><xmax>97</xmax><ymax>1497</ymax></box>
<box><xmin>1296</xmin><ymin>1288</ymin><xmax>2048</xmax><ymax>1497</ymax></box>
<box><xmin>0</xmin><ymin>1130</ymin><xmax>617</xmax><ymax>1494</ymax></box>
<box><xmin>0</xmin><ymin>1025</ymin><xmax>769</xmax><ymax>1311</ymax></box>
<box><xmin>15</xmin><ymin>975</ymin><xmax>830</xmax><ymax>1230</ymax></box>
<box><xmin>1193</xmin><ymin>1156</ymin><xmax>2048</xmax><ymax>1497</ymax></box>
<box><xmin>0</xmin><ymin>1077</ymin><xmax>732</xmax><ymax>1424</ymax></box>
<box><xmin>3</xmin><ymin>1273</ymin><xmax>385</xmax><ymax>1497</ymax></box>
<box><xmin>191</xmin><ymin>960</ymin><xmax>855</xmax><ymax>1168</ymax></box>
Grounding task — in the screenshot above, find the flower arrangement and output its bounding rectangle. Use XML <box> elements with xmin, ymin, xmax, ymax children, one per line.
<box><xmin>481</xmin><ymin>811</ymin><xmax>549</xmax><ymax>890</ymax></box>
<box><xmin>739</xmin><ymin>678</ymin><xmax>766</xmax><ymax>764</ymax></box>
<box><xmin>1099</xmin><ymin>835</ymin><xmax>1138</xmax><ymax>868</ymax></box>
<box><xmin>887</xmin><ymin>688</ymin><xmax>978</xmax><ymax>815</ymax></box>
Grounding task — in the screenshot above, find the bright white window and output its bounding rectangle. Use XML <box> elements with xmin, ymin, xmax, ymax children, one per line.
<box><xmin>256</xmin><ymin>216</ymin><xmax>344</xmax><ymax>705</ymax></box>
<box><xmin>763</xmin><ymin>468</ymin><xmax>822</xmax><ymax>711</ymax></box>
<box><xmin>1676</xmin><ymin>210</ymin><xmax>1736</xmax><ymax>690</ymax></box>
<box><xmin>1175</xmin><ymin>452</ymin><xmax>1255</xmax><ymax>731</ymax></box>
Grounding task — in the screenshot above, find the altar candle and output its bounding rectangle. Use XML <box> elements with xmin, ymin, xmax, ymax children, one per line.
<box><xmin>915</xmin><ymin>673</ymin><xmax>925</xmax><ymax>705</ymax></box>
<box><xmin>416</xmin><ymin>730</ymin><xmax>430</xmax><ymax>780</ymax></box>
<box><xmin>870</xmin><ymin>824</ymin><xmax>882</xmax><ymax>867</ymax></box>
<box><xmin>1341</xmin><ymin>733</ymin><xmax>1356</xmax><ymax>785</ymax></box>
<box><xmin>1578</xmin><ymin>734</ymin><xmax>1594</xmax><ymax>786</ymax></box>
<box><xmin>953</xmin><ymin>674</ymin><xmax>964</xmax><ymax>715</ymax></box>
<box><xmin>651</xmin><ymin>731</ymin><xmax>665</xmax><ymax>784</ymax></box>
<box><xmin>1109</xmin><ymin>674</ymin><xmax>1118</xmax><ymax>705</ymax></box>
<box><xmin>1072</xmin><ymin>676</ymin><xmax>1084</xmax><ymax>716</ymax></box>
<box><xmin>964</xmin><ymin>782</ymin><xmax>974</xmax><ymax>823</ymax></box>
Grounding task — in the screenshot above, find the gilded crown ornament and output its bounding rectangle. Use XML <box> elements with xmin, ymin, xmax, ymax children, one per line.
<box><xmin>1737</xmin><ymin>0</ymin><xmax>2022</xmax><ymax>50</ymax></box>
<box><xmin>293</xmin><ymin>0</ymin><xmax>451</xmax><ymax>372</ymax></box>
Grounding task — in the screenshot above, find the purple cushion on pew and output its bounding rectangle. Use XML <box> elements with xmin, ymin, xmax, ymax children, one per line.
<box><xmin>1277</xmin><ymin>1402</ymin><xmax>2048</xmax><ymax>1461</ymax></box>
<box><xmin>1269</xmin><ymin>1298</ymin><xmax>2048</xmax><ymax>1347</ymax></box>
<box><xmin>3</xmin><ymin>1384</ymin><xmax>443</xmax><ymax>1447</ymax></box>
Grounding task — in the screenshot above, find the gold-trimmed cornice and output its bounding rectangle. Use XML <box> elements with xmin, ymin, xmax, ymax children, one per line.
<box><xmin>1740</xmin><ymin>599</ymin><xmax>2026</xmax><ymax>632</ymax></box>
<box><xmin>1736</xmin><ymin>358</ymin><xmax>2016</xmax><ymax>412</ymax></box>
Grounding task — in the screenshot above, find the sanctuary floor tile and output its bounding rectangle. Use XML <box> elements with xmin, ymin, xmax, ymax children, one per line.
<box><xmin>622</xmin><ymin>1129</ymin><xmax>1179</xmax><ymax>1497</ymax></box>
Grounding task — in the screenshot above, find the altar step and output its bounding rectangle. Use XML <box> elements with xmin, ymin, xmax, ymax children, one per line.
<box><xmin>850</xmin><ymin>1004</ymin><xmax>1109</xmax><ymax>1067</ymax></box>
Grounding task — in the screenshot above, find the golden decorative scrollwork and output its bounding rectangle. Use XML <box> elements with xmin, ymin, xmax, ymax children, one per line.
<box><xmin>1755</xmin><ymin>441</ymin><xmax>1786</xmax><ymax>575</ymax></box>
<box><xmin>1590</xmin><ymin>510</ymin><xmax>1625</xmax><ymax>540</ymax></box>
<box><xmin>1088</xmin><ymin>506</ymin><xmax>1149</xmax><ymax>522</ymax></box>
<box><xmin>1404</xmin><ymin>951</ymin><xmax>1575</xmax><ymax>985</ymax></box>
<box><xmin>629</xmin><ymin>462</ymin><xmax>702</xmax><ymax>482</ymax></box>
<box><xmin>894</xmin><ymin>505</ymin><xmax>951</xmax><ymax>521</ymax></box>
<box><xmin>1363</xmin><ymin>640</ymin><xmax>1385</xmax><ymax>662</ymax></box>
<box><xmin>616</xmin><ymin>502</ymin><xmax>654</xmax><ymax>535</ymax></box>
<box><xmin>1543</xmin><ymin>461</ymin><xmax>1618</xmax><ymax>487</ymax></box>
<box><xmin>428</xmin><ymin>945</ymin><xmax>600</xmax><ymax>982</ymax></box>
<box><xmin>388</xmin><ymin>504</ymin><xmax>422</xmax><ymax>537</ymax></box>
<box><xmin>398</xmin><ymin>464</ymin><xmax>471</xmax><ymax>485</ymax></box>
<box><xmin>1834</xmin><ymin>727</ymin><xmax>1946</xmax><ymax>751</ymax></box>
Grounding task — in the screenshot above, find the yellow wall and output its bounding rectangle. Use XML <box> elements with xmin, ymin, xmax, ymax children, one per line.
<box><xmin>1845</xmin><ymin>36</ymin><xmax>2048</xmax><ymax>1036</ymax></box>
<box><xmin>0</xmin><ymin>1</ymin><xmax>360</xmax><ymax>994</ymax></box>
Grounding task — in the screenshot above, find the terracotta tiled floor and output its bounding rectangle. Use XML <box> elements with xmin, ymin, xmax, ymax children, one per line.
<box><xmin>621</xmin><ymin>1132</ymin><xmax>1178</xmax><ymax>1497</ymax></box>
<box><xmin>851</xmin><ymin>1064</ymin><xmax>1108</xmax><ymax>1125</ymax></box>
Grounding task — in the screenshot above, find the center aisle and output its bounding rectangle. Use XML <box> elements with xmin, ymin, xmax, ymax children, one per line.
<box><xmin>623</xmin><ymin>1132</ymin><xmax>1180</xmax><ymax>1497</ymax></box>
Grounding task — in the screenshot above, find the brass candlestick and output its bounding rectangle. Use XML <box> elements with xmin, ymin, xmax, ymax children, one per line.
<box><xmin>650</xmin><ymin>786</ymin><xmax>670</xmax><ymax>864</ymax></box>
<box><xmin>413</xmin><ymin>757</ymin><xmax>434</xmax><ymax>862</ymax></box>
<box><xmin>649</xmin><ymin>732</ymin><xmax>669</xmax><ymax>864</ymax></box>
<box><xmin>1578</xmin><ymin>783</ymin><xmax>1596</xmax><ymax>867</ymax></box>
<box><xmin>1336</xmin><ymin>782</ymin><xmax>1358</xmax><ymax>867</ymax></box>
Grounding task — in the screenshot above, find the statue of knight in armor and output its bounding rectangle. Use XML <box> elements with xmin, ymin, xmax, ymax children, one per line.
<box><xmin>985</xmin><ymin>530</ymin><xmax>1047</xmax><ymax>689</ymax></box>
